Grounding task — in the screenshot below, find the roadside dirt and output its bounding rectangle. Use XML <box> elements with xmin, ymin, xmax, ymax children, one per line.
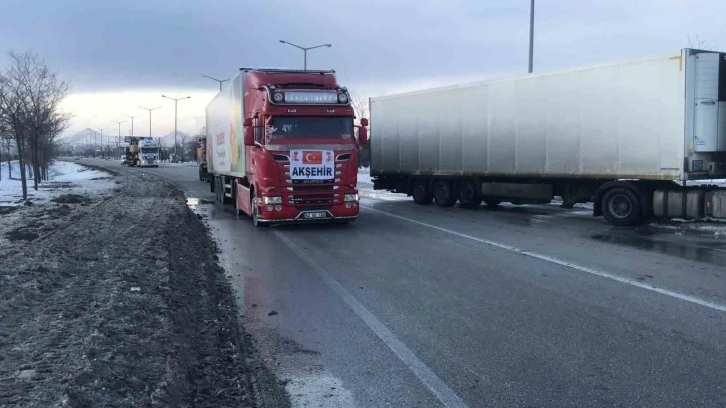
<box><xmin>0</xmin><ymin>171</ymin><xmax>289</xmax><ymax>407</ymax></box>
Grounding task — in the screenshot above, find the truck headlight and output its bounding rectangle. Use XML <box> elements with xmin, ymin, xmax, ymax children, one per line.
<box><xmin>338</xmin><ymin>93</ymin><xmax>349</xmax><ymax>103</ymax></box>
<box><xmin>344</xmin><ymin>193</ymin><xmax>359</xmax><ymax>202</ymax></box>
<box><xmin>263</xmin><ymin>196</ymin><xmax>282</xmax><ymax>204</ymax></box>
<box><xmin>273</xmin><ymin>92</ymin><xmax>284</xmax><ymax>103</ymax></box>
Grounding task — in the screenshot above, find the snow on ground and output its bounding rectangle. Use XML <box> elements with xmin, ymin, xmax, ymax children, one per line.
<box><xmin>0</xmin><ymin>160</ymin><xmax>113</xmax><ymax>206</ymax></box>
<box><xmin>357</xmin><ymin>167</ymin><xmax>373</xmax><ymax>186</ymax></box>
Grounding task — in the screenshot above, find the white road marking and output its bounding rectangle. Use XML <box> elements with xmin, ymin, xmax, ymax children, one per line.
<box><xmin>274</xmin><ymin>232</ymin><xmax>469</xmax><ymax>408</ymax></box>
<box><xmin>361</xmin><ymin>205</ymin><xmax>726</xmax><ymax>314</ymax></box>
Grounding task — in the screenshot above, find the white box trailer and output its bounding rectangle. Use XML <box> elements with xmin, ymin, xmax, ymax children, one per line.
<box><xmin>370</xmin><ymin>48</ymin><xmax>726</xmax><ymax>225</ymax></box>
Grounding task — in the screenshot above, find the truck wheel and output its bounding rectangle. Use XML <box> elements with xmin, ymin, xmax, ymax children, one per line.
<box><xmin>433</xmin><ymin>181</ymin><xmax>457</xmax><ymax>207</ymax></box>
<box><xmin>252</xmin><ymin>189</ymin><xmax>268</xmax><ymax>228</ymax></box>
<box><xmin>457</xmin><ymin>180</ymin><xmax>482</xmax><ymax>209</ymax></box>
<box><xmin>483</xmin><ymin>197</ymin><xmax>501</xmax><ymax>207</ymax></box>
<box><xmin>602</xmin><ymin>187</ymin><xmax>641</xmax><ymax>226</ymax></box>
<box><xmin>412</xmin><ymin>181</ymin><xmax>433</xmax><ymax>205</ymax></box>
<box><xmin>210</xmin><ymin>175</ymin><xmax>216</xmax><ymax>193</ymax></box>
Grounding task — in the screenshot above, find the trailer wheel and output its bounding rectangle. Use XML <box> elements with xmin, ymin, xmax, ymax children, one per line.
<box><xmin>199</xmin><ymin>167</ymin><xmax>203</xmax><ymax>181</ymax></box>
<box><xmin>457</xmin><ymin>180</ymin><xmax>482</xmax><ymax>209</ymax></box>
<box><xmin>602</xmin><ymin>187</ymin><xmax>641</xmax><ymax>226</ymax></box>
<box><xmin>483</xmin><ymin>197</ymin><xmax>501</xmax><ymax>207</ymax></box>
<box><xmin>433</xmin><ymin>181</ymin><xmax>457</xmax><ymax>207</ymax></box>
<box><xmin>412</xmin><ymin>181</ymin><xmax>433</xmax><ymax>205</ymax></box>
<box><xmin>210</xmin><ymin>175</ymin><xmax>216</xmax><ymax>193</ymax></box>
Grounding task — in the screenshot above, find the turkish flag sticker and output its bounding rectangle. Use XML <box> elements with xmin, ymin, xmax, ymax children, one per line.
<box><xmin>302</xmin><ymin>151</ymin><xmax>322</xmax><ymax>164</ymax></box>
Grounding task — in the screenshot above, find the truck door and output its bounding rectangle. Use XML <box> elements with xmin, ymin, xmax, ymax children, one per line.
<box><xmin>693</xmin><ymin>52</ymin><xmax>720</xmax><ymax>152</ymax></box>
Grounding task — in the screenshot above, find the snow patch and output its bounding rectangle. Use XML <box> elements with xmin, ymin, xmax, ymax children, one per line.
<box><xmin>357</xmin><ymin>167</ymin><xmax>372</xmax><ymax>185</ymax></box>
<box><xmin>0</xmin><ymin>160</ymin><xmax>113</xmax><ymax>206</ymax></box>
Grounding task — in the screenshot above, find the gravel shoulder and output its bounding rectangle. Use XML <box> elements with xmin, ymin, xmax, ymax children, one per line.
<box><xmin>0</xmin><ymin>170</ymin><xmax>289</xmax><ymax>407</ymax></box>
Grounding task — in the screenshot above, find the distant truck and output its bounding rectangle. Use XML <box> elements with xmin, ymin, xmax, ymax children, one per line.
<box><xmin>205</xmin><ymin>68</ymin><xmax>368</xmax><ymax>226</ymax></box>
<box><xmin>124</xmin><ymin>137</ymin><xmax>159</xmax><ymax>167</ymax></box>
<box><xmin>370</xmin><ymin>48</ymin><xmax>726</xmax><ymax>225</ymax></box>
<box><xmin>196</xmin><ymin>135</ymin><xmax>208</xmax><ymax>181</ymax></box>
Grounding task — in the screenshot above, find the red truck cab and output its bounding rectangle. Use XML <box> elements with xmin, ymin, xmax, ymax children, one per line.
<box><xmin>207</xmin><ymin>68</ymin><xmax>368</xmax><ymax>226</ymax></box>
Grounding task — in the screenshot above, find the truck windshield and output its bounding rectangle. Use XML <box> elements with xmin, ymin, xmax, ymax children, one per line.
<box><xmin>140</xmin><ymin>147</ymin><xmax>157</xmax><ymax>153</ymax></box>
<box><xmin>268</xmin><ymin>116</ymin><xmax>353</xmax><ymax>140</ymax></box>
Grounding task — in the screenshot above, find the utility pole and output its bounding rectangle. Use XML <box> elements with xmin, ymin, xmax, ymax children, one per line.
<box><xmin>139</xmin><ymin>106</ymin><xmax>162</xmax><ymax>138</ymax></box>
<box><xmin>279</xmin><ymin>40</ymin><xmax>332</xmax><ymax>70</ymax></box>
<box><xmin>161</xmin><ymin>95</ymin><xmax>191</xmax><ymax>158</ymax></box>
<box><xmin>528</xmin><ymin>0</ymin><xmax>535</xmax><ymax>73</ymax></box>
<box><xmin>202</xmin><ymin>75</ymin><xmax>230</xmax><ymax>91</ymax></box>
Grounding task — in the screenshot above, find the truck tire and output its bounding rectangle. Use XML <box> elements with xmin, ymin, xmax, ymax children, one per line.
<box><xmin>483</xmin><ymin>197</ymin><xmax>501</xmax><ymax>207</ymax></box>
<box><xmin>433</xmin><ymin>181</ymin><xmax>457</xmax><ymax>207</ymax></box>
<box><xmin>601</xmin><ymin>187</ymin><xmax>641</xmax><ymax>226</ymax></box>
<box><xmin>457</xmin><ymin>180</ymin><xmax>482</xmax><ymax>209</ymax></box>
<box><xmin>252</xmin><ymin>189</ymin><xmax>268</xmax><ymax>228</ymax></box>
<box><xmin>412</xmin><ymin>181</ymin><xmax>433</xmax><ymax>205</ymax></box>
<box><xmin>210</xmin><ymin>175</ymin><xmax>216</xmax><ymax>193</ymax></box>
<box><xmin>199</xmin><ymin>167</ymin><xmax>203</xmax><ymax>181</ymax></box>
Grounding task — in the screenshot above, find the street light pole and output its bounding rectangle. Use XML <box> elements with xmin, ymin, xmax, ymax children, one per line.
<box><xmin>139</xmin><ymin>106</ymin><xmax>162</xmax><ymax>138</ymax></box>
<box><xmin>278</xmin><ymin>40</ymin><xmax>332</xmax><ymax>70</ymax></box>
<box><xmin>202</xmin><ymin>75</ymin><xmax>230</xmax><ymax>91</ymax></box>
<box><xmin>528</xmin><ymin>0</ymin><xmax>535</xmax><ymax>73</ymax></box>
<box><xmin>161</xmin><ymin>95</ymin><xmax>191</xmax><ymax>158</ymax></box>
<box><xmin>111</xmin><ymin>120</ymin><xmax>126</xmax><ymax>159</ymax></box>
<box><xmin>96</xmin><ymin>128</ymin><xmax>105</xmax><ymax>158</ymax></box>
<box><xmin>123</xmin><ymin>114</ymin><xmax>141</xmax><ymax>137</ymax></box>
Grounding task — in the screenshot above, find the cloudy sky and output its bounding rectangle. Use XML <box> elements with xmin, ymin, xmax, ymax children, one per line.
<box><xmin>0</xmin><ymin>0</ymin><xmax>723</xmax><ymax>137</ymax></box>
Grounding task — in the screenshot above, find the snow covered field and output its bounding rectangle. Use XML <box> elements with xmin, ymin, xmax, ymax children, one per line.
<box><xmin>0</xmin><ymin>160</ymin><xmax>114</xmax><ymax>206</ymax></box>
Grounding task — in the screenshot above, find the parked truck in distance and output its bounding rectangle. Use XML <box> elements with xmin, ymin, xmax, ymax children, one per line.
<box><xmin>370</xmin><ymin>48</ymin><xmax>726</xmax><ymax>225</ymax></box>
<box><xmin>124</xmin><ymin>137</ymin><xmax>159</xmax><ymax>167</ymax></box>
<box><xmin>196</xmin><ymin>135</ymin><xmax>208</xmax><ymax>181</ymax></box>
<box><xmin>205</xmin><ymin>68</ymin><xmax>368</xmax><ymax>226</ymax></box>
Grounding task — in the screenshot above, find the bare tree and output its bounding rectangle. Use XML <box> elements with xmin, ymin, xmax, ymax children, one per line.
<box><xmin>350</xmin><ymin>94</ymin><xmax>371</xmax><ymax>168</ymax></box>
<box><xmin>351</xmin><ymin>95</ymin><xmax>369</xmax><ymax>125</ymax></box>
<box><xmin>0</xmin><ymin>50</ymin><xmax>70</xmax><ymax>199</ymax></box>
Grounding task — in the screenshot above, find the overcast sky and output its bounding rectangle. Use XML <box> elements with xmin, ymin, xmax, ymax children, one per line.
<box><xmin>1</xmin><ymin>0</ymin><xmax>724</xmax><ymax>136</ymax></box>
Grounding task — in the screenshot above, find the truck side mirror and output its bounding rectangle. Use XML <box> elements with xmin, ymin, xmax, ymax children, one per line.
<box><xmin>358</xmin><ymin>126</ymin><xmax>368</xmax><ymax>146</ymax></box>
<box><xmin>360</xmin><ymin>118</ymin><xmax>369</xmax><ymax>127</ymax></box>
<box><xmin>244</xmin><ymin>127</ymin><xmax>255</xmax><ymax>146</ymax></box>
<box><xmin>243</xmin><ymin>118</ymin><xmax>255</xmax><ymax>146</ymax></box>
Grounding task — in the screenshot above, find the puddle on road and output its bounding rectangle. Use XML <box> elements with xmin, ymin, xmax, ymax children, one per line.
<box><xmin>185</xmin><ymin>196</ymin><xmax>238</xmax><ymax>221</ymax></box>
<box><xmin>591</xmin><ymin>232</ymin><xmax>726</xmax><ymax>266</ymax></box>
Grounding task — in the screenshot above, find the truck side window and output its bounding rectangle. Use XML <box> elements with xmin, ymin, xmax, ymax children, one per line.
<box><xmin>253</xmin><ymin>117</ymin><xmax>262</xmax><ymax>144</ymax></box>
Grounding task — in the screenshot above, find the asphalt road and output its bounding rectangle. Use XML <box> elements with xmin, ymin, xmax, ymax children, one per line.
<box><xmin>87</xmin><ymin>159</ymin><xmax>726</xmax><ymax>407</ymax></box>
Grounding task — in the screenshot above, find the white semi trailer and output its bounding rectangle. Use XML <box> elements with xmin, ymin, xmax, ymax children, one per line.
<box><xmin>370</xmin><ymin>48</ymin><xmax>726</xmax><ymax>225</ymax></box>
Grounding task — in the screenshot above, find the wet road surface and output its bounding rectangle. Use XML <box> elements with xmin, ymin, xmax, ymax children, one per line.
<box><xmin>87</xmin><ymin>160</ymin><xmax>726</xmax><ymax>407</ymax></box>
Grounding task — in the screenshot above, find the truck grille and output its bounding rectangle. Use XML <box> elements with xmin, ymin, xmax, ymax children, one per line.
<box><xmin>289</xmin><ymin>194</ymin><xmax>335</xmax><ymax>205</ymax></box>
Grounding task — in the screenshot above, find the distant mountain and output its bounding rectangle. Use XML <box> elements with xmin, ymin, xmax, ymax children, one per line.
<box><xmin>61</xmin><ymin>128</ymin><xmax>106</xmax><ymax>145</ymax></box>
<box><xmin>158</xmin><ymin>130</ymin><xmax>192</xmax><ymax>147</ymax></box>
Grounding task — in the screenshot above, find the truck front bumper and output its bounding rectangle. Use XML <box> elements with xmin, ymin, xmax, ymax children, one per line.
<box><xmin>256</xmin><ymin>201</ymin><xmax>360</xmax><ymax>224</ymax></box>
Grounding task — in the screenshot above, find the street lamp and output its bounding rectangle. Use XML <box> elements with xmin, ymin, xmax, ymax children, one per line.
<box><xmin>122</xmin><ymin>114</ymin><xmax>141</xmax><ymax>137</ymax></box>
<box><xmin>161</xmin><ymin>95</ymin><xmax>191</xmax><ymax>158</ymax></box>
<box><xmin>528</xmin><ymin>0</ymin><xmax>535</xmax><ymax>73</ymax></box>
<box><xmin>139</xmin><ymin>106</ymin><xmax>162</xmax><ymax>138</ymax></box>
<box><xmin>278</xmin><ymin>40</ymin><xmax>332</xmax><ymax>70</ymax></box>
<box><xmin>202</xmin><ymin>75</ymin><xmax>230</xmax><ymax>91</ymax></box>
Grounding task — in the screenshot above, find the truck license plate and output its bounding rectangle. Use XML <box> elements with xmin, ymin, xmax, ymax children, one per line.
<box><xmin>303</xmin><ymin>212</ymin><xmax>328</xmax><ymax>219</ymax></box>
